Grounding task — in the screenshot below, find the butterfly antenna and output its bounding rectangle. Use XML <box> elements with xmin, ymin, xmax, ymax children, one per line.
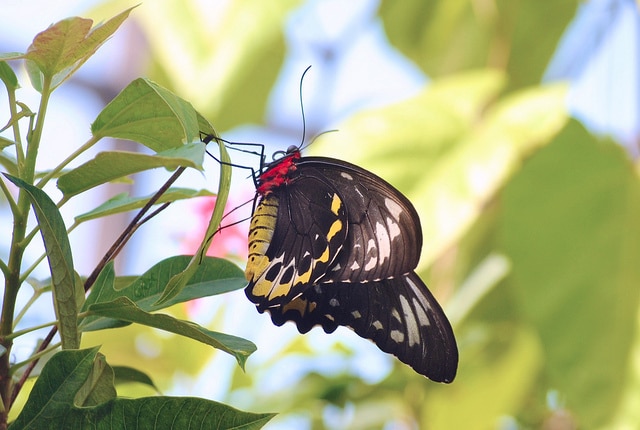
<box><xmin>298</xmin><ymin>65</ymin><xmax>312</xmax><ymax>149</ymax></box>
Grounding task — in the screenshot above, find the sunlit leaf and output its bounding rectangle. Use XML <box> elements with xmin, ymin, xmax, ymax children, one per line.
<box><xmin>378</xmin><ymin>0</ymin><xmax>578</xmax><ymax>88</ymax></box>
<box><xmin>92</xmin><ymin>78</ymin><xmax>202</xmax><ymax>151</ymax></box>
<box><xmin>128</xmin><ymin>0</ymin><xmax>299</xmax><ymax>131</ymax></box>
<box><xmin>19</xmin><ymin>7</ymin><xmax>135</xmax><ymax>90</ymax></box>
<box><xmin>501</xmin><ymin>120</ymin><xmax>640</xmax><ymax>426</ymax></box>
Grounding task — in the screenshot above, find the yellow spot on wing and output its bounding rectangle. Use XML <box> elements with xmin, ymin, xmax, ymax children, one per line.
<box><xmin>327</xmin><ymin>219</ymin><xmax>343</xmax><ymax>241</ymax></box>
<box><xmin>330</xmin><ymin>193</ymin><xmax>342</xmax><ymax>215</ymax></box>
<box><xmin>269</xmin><ymin>281</ymin><xmax>293</xmax><ymax>300</ymax></box>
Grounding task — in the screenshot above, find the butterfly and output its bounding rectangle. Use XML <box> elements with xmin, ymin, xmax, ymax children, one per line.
<box><xmin>244</xmin><ymin>145</ymin><xmax>458</xmax><ymax>383</ymax></box>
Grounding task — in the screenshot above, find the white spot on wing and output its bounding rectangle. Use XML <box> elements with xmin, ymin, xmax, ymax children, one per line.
<box><xmin>413</xmin><ymin>297</ymin><xmax>431</xmax><ymax>327</ymax></box>
<box><xmin>391</xmin><ymin>308</ymin><xmax>401</xmax><ymax>322</ymax></box>
<box><xmin>390</xmin><ymin>330</ymin><xmax>404</xmax><ymax>343</ymax></box>
<box><xmin>386</xmin><ymin>216</ymin><xmax>401</xmax><ymax>241</ymax></box>
<box><xmin>399</xmin><ymin>294</ymin><xmax>420</xmax><ymax>347</ymax></box>
<box><xmin>384</xmin><ymin>197</ymin><xmax>403</xmax><ymax>219</ymax></box>
<box><xmin>373</xmin><ymin>320</ymin><xmax>383</xmax><ymax>330</ymax></box>
<box><xmin>376</xmin><ymin>222</ymin><xmax>391</xmax><ymax>262</ymax></box>
<box><xmin>340</xmin><ymin>172</ymin><xmax>353</xmax><ymax>181</ymax></box>
<box><xmin>329</xmin><ymin>298</ymin><xmax>339</xmax><ymax>307</ymax></box>
<box><xmin>406</xmin><ymin>275</ymin><xmax>431</xmax><ymax>327</ymax></box>
<box><xmin>351</xmin><ymin>310</ymin><xmax>361</xmax><ymax>319</ymax></box>
<box><xmin>364</xmin><ymin>239</ymin><xmax>377</xmax><ymax>271</ymax></box>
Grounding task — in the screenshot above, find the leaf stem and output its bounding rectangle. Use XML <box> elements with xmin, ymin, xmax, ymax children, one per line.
<box><xmin>1</xmin><ymin>75</ymin><xmax>53</xmax><ymax>415</ymax></box>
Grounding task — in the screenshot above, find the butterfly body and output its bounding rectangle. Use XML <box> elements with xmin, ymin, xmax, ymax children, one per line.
<box><xmin>245</xmin><ymin>148</ymin><xmax>458</xmax><ymax>383</ymax></box>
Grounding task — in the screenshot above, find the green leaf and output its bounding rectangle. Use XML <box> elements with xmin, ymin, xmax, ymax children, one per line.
<box><xmin>112</xmin><ymin>366</ymin><xmax>160</xmax><ymax>393</ymax></box>
<box><xmin>9</xmin><ymin>348</ymin><xmax>274</xmax><ymax>430</ymax></box>
<box><xmin>75</xmin><ymin>188</ymin><xmax>215</xmax><ymax>223</ymax></box>
<box><xmin>155</xmin><ymin>136</ymin><xmax>232</xmax><ymax>305</ymax></box>
<box><xmin>0</xmin><ymin>61</ymin><xmax>19</xmax><ymax>90</ymax></box>
<box><xmin>80</xmin><ymin>256</ymin><xmax>245</xmax><ymax>331</ymax></box>
<box><xmin>4</xmin><ymin>174</ymin><xmax>80</xmax><ymax>350</ymax></box>
<box><xmin>22</xmin><ymin>7</ymin><xmax>135</xmax><ymax>90</ymax></box>
<box><xmin>316</xmin><ymin>71</ymin><xmax>568</xmax><ymax>268</ymax></box>
<box><xmin>56</xmin><ymin>142</ymin><xmax>205</xmax><ymax>198</ymax></box>
<box><xmin>0</xmin><ymin>149</ymin><xmax>18</xmax><ymax>177</ymax></box>
<box><xmin>134</xmin><ymin>0</ymin><xmax>299</xmax><ymax>131</ymax></box>
<box><xmin>378</xmin><ymin>0</ymin><xmax>578</xmax><ymax>88</ymax></box>
<box><xmin>92</xmin><ymin>78</ymin><xmax>202</xmax><ymax>151</ymax></box>
<box><xmin>73</xmin><ymin>353</ymin><xmax>117</xmax><ymax>407</ymax></box>
<box><xmin>86</xmin><ymin>297</ymin><xmax>256</xmax><ymax>370</ymax></box>
<box><xmin>500</xmin><ymin>120</ymin><xmax>640</xmax><ymax>426</ymax></box>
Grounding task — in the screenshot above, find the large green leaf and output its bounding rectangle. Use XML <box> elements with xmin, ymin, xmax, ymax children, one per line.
<box><xmin>80</xmin><ymin>256</ymin><xmax>246</xmax><ymax>331</ymax></box>
<box><xmin>316</xmin><ymin>71</ymin><xmax>568</xmax><ymax>268</ymax></box>
<box><xmin>91</xmin><ymin>78</ymin><xmax>202</xmax><ymax>151</ymax></box>
<box><xmin>4</xmin><ymin>175</ymin><xmax>81</xmax><ymax>350</ymax></box>
<box><xmin>9</xmin><ymin>348</ymin><xmax>274</xmax><ymax>430</ymax></box>
<box><xmin>56</xmin><ymin>142</ymin><xmax>205</xmax><ymax>198</ymax></box>
<box><xmin>500</xmin><ymin>120</ymin><xmax>640</xmax><ymax>426</ymax></box>
<box><xmin>378</xmin><ymin>0</ymin><xmax>578</xmax><ymax>88</ymax></box>
<box><xmin>113</xmin><ymin>0</ymin><xmax>300</xmax><ymax>131</ymax></box>
<box><xmin>86</xmin><ymin>297</ymin><xmax>255</xmax><ymax>370</ymax></box>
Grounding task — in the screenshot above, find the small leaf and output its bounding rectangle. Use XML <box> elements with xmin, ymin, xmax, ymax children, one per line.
<box><xmin>75</xmin><ymin>188</ymin><xmax>215</xmax><ymax>223</ymax></box>
<box><xmin>23</xmin><ymin>7</ymin><xmax>135</xmax><ymax>90</ymax></box>
<box><xmin>92</xmin><ymin>78</ymin><xmax>202</xmax><ymax>152</ymax></box>
<box><xmin>0</xmin><ymin>152</ymin><xmax>18</xmax><ymax>176</ymax></box>
<box><xmin>73</xmin><ymin>353</ymin><xmax>116</xmax><ymax>407</ymax></box>
<box><xmin>0</xmin><ymin>61</ymin><xmax>19</xmax><ymax>90</ymax></box>
<box><xmin>86</xmin><ymin>297</ymin><xmax>256</xmax><ymax>369</ymax></box>
<box><xmin>4</xmin><ymin>174</ymin><xmax>79</xmax><ymax>349</ymax></box>
<box><xmin>112</xmin><ymin>366</ymin><xmax>160</xmax><ymax>393</ymax></box>
<box><xmin>80</xmin><ymin>256</ymin><xmax>245</xmax><ymax>331</ymax></box>
<box><xmin>57</xmin><ymin>142</ymin><xmax>205</xmax><ymax>198</ymax></box>
<box><xmin>10</xmin><ymin>348</ymin><xmax>274</xmax><ymax>429</ymax></box>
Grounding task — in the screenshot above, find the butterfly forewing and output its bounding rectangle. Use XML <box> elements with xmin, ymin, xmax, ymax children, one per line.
<box><xmin>246</xmin><ymin>174</ymin><xmax>348</xmax><ymax>309</ymax></box>
<box><xmin>297</xmin><ymin>157</ymin><xmax>423</xmax><ymax>283</ymax></box>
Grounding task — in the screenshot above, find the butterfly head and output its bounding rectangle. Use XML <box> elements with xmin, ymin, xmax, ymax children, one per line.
<box><xmin>256</xmin><ymin>147</ymin><xmax>302</xmax><ymax>196</ymax></box>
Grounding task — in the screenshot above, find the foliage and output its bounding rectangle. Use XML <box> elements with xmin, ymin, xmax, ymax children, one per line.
<box><xmin>3</xmin><ymin>1</ymin><xmax>639</xmax><ymax>430</ymax></box>
<box><xmin>0</xmin><ymin>8</ymin><xmax>272</xmax><ymax>430</ymax></box>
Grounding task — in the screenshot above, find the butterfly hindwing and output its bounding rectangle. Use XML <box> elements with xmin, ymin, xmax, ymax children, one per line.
<box><xmin>263</xmin><ymin>271</ymin><xmax>458</xmax><ymax>383</ymax></box>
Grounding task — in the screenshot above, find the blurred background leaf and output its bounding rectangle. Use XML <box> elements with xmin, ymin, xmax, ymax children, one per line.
<box><xmin>2</xmin><ymin>0</ymin><xmax>638</xmax><ymax>429</ymax></box>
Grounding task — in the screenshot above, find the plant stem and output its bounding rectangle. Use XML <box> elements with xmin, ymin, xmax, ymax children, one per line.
<box><xmin>0</xmin><ymin>76</ymin><xmax>53</xmax><ymax>420</ymax></box>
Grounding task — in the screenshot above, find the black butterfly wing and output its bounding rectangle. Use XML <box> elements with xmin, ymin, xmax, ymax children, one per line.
<box><xmin>264</xmin><ymin>271</ymin><xmax>458</xmax><ymax>383</ymax></box>
<box><xmin>296</xmin><ymin>157</ymin><xmax>423</xmax><ymax>283</ymax></box>
<box><xmin>245</xmin><ymin>174</ymin><xmax>348</xmax><ymax>310</ymax></box>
